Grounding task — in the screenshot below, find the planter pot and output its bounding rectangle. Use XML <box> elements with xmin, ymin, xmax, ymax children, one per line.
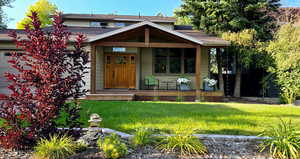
<box><xmin>294</xmin><ymin>100</ymin><xmax>300</xmax><ymax>106</ymax></box>
<box><xmin>203</xmin><ymin>82</ymin><xmax>215</xmax><ymax>91</ymax></box>
<box><xmin>179</xmin><ymin>83</ymin><xmax>190</xmax><ymax>91</ymax></box>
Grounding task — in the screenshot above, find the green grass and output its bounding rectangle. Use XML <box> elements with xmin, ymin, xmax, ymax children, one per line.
<box><xmin>69</xmin><ymin>101</ymin><xmax>300</xmax><ymax>136</ymax></box>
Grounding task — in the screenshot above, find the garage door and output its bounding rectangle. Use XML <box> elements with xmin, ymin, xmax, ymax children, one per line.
<box><xmin>0</xmin><ymin>52</ymin><xmax>17</xmax><ymax>95</ymax></box>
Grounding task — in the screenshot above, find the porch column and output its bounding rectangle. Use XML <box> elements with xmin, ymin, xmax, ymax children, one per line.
<box><xmin>195</xmin><ymin>45</ymin><xmax>202</xmax><ymax>101</ymax></box>
<box><xmin>90</xmin><ymin>44</ymin><xmax>97</xmax><ymax>94</ymax></box>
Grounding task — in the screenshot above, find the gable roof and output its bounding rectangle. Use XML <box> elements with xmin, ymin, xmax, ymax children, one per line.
<box><xmin>62</xmin><ymin>14</ymin><xmax>176</xmax><ymax>23</ymax></box>
<box><xmin>88</xmin><ymin>21</ymin><xmax>230</xmax><ymax>46</ymax></box>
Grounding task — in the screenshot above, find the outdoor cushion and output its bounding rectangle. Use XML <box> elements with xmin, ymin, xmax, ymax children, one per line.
<box><xmin>145</xmin><ymin>76</ymin><xmax>159</xmax><ymax>86</ymax></box>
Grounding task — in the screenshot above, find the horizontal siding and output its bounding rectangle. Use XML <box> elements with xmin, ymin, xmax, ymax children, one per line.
<box><xmin>96</xmin><ymin>47</ymin><xmax>104</xmax><ymax>90</ymax></box>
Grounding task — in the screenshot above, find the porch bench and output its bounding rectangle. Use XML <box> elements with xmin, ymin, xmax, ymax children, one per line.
<box><xmin>161</xmin><ymin>80</ymin><xmax>177</xmax><ymax>90</ymax></box>
<box><xmin>144</xmin><ymin>76</ymin><xmax>160</xmax><ymax>89</ymax></box>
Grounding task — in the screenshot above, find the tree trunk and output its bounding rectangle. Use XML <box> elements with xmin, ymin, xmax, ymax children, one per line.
<box><xmin>216</xmin><ymin>48</ymin><xmax>224</xmax><ymax>92</ymax></box>
<box><xmin>234</xmin><ymin>66</ymin><xmax>242</xmax><ymax>97</ymax></box>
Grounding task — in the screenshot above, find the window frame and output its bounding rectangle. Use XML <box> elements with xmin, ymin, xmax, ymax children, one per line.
<box><xmin>152</xmin><ymin>48</ymin><xmax>196</xmax><ymax>76</ymax></box>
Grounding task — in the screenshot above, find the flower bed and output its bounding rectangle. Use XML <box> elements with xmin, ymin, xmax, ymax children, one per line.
<box><xmin>0</xmin><ymin>128</ymin><xmax>272</xmax><ymax>159</ymax></box>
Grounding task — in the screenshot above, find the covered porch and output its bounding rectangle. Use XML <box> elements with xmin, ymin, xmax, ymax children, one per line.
<box><xmin>88</xmin><ymin>21</ymin><xmax>229</xmax><ymax>101</ymax></box>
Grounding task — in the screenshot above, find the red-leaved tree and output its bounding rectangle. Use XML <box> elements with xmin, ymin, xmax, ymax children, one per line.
<box><xmin>0</xmin><ymin>12</ymin><xmax>89</xmax><ymax>149</ymax></box>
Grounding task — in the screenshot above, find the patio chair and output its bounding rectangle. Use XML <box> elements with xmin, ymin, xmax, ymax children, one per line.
<box><xmin>144</xmin><ymin>76</ymin><xmax>159</xmax><ymax>89</ymax></box>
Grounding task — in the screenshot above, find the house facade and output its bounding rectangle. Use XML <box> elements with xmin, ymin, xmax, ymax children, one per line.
<box><xmin>0</xmin><ymin>14</ymin><xmax>229</xmax><ymax>101</ymax></box>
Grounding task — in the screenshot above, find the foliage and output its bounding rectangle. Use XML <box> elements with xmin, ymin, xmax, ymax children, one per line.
<box><xmin>0</xmin><ymin>12</ymin><xmax>89</xmax><ymax>149</ymax></box>
<box><xmin>98</xmin><ymin>133</ymin><xmax>128</xmax><ymax>159</ymax></box>
<box><xmin>157</xmin><ymin>129</ymin><xmax>207</xmax><ymax>156</ymax></box>
<box><xmin>174</xmin><ymin>8</ymin><xmax>192</xmax><ymax>25</ymax></box>
<box><xmin>75</xmin><ymin>140</ymin><xmax>88</xmax><ymax>152</ymax></box>
<box><xmin>0</xmin><ymin>0</ymin><xmax>14</xmax><ymax>28</ymax></box>
<box><xmin>175</xmin><ymin>0</ymin><xmax>280</xmax><ymax>97</ymax></box>
<box><xmin>131</xmin><ymin>128</ymin><xmax>155</xmax><ymax>148</ymax></box>
<box><xmin>222</xmin><ymin>29</ymin><xmax>258</xmax><ymax>68</ymax></box>
<box><xmin>16</xmin><ymin>0</ymin><xmax>57</xmax><ymax>29</ymax></box>
<box><xmin>34</xmin><ymin>135</ymin><xmax>77</xmax><ymax>159</ymax></box>
<box><xmin>175</xmin><ymin>0</ymin><xmax>280</xmax><ymax>40</ymax></box>
<box><xmin>266</xmin><ymin>24</ymin><xmax>300</xmax><ymax>104</ymax></box>
<box><xmin>259</xmin><ymin>120</ymin><xmax>300</xmax><ymax>159</ymax></box>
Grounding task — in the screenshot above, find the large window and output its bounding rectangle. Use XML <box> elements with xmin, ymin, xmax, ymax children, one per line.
<box><xmin>184</xmin><ymin>48</ymin><xmax>196</xmax><ymax>74</ymax></box>
<box><xmin>154</xmin><ymin>48</ymin><xmax>196</xmax><ymax>74</ymax></box>
<box><xmin>154</xmin><ymin>49</ymin><xmax>167</xmax><ymax>73</ymax></box>
<box><xmin>169</xmin><ymin>49</ymin><xmax>182</xmax><ymax>73</ymax></box>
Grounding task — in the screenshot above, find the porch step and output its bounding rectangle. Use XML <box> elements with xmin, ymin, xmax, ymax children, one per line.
<box><xmin>86</xmin><ymin>94</ymin><xmax>135</xmax><ymax>101</ymax></box>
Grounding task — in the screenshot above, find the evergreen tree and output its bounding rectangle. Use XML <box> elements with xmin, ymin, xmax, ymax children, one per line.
<box><xmin>175</xmin><ymin>0</ymin><xmax>280</xmax><ymax>97</ymax></box>
<box><xmin>0</xmin><ymin>0</ymin><xmax>14</xmax><ymax>28</ymax></box>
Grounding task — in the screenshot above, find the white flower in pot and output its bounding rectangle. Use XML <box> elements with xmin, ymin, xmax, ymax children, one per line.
<box><xmin>177</xmin><ymin>77</ymin><xmax>191</xmax><ymax>91</ymax></box>
<box><xmin>203</xmin><ymin>77</ymin><xmax>217</xmax><ymax>91</ymax></box>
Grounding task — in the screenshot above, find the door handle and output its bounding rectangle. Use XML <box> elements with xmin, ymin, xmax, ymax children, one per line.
<box><xmin>112</xmin><ymin>70</ymin><xmax>115</xmax><ymax>78</ymax></box>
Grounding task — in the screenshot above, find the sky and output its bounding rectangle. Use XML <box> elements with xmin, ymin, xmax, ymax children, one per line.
<box><xmin>3</xmin><ymin>0</ymin><xmax>300</xmax><ymax>29</ymax></box>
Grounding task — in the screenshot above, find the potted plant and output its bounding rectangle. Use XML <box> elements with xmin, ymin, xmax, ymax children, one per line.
<box><xmin>177</xmin><ymin>77</ymin><xmax>191</xmax><ymax>91</ymax></box>
<box><xmin>295</xmin><ymin>96</ymin><xmax>300</xmax><ymax>106</ymax></box>
<box><xmin>203</xmin><ymin>77</ymin><xmax>217</xmax><ymax>91</ymax></box>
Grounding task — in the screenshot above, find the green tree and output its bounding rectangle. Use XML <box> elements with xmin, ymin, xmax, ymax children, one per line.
<box><xmin>266</xmin><ymin>24</ymin><xmax>300</xmax><ymax>104</ymax></box>
<box><xmin>175</xmin><ymin>0</ymin><xmax>280</xmax><ymax>97</ymax></box>
<box><xmin>0</xmin><ymin>0</ymin><xmax>14</xmax><ymax>28</ymax></box>
<box><xmin>174</xmin><ymin>8</ymin><xmax>191</xmax><ymax>25</ymax></box>
<box><xmin>156</xmin><ymin>12</ymin><xmax>164</xmax><ymax>17</ymax></box>
<box><xmin>16</xmin><ymin>0</ymin><xmax>57</xmax><ymax>29</ymax></box>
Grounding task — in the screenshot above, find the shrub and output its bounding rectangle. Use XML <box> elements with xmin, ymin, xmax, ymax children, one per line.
<box><xmin>157</xmin><ymin>130</ymin><xmax>207</xmax><ymax>156</ymax></box>
<box><xmin>131</xmin><ymin>128</ymin><xmax>154</xmax><ymax>148</ymax></box>
<box><xmin>0</xmin><ymin>12</ymin><xmax>88</xmax><ymax>149</ymax></box>
<box><xmin>98</xmin><ymin>134</ymin><xmax>128</xmax><ymax>159</ymax></box>
<box><xmin>75</xmin><ymin>140</ymin><xmax>88</xmax><ymax>152</ymax></box>
<box><xmin>34</xmin><ymin>135</ymin><xmax>77</xmax><ymax>159</ymax></box>
<box><xmin>259</xmin><ymin>120</ymin><xmax>300</xmax><ymax>159</ymax></box>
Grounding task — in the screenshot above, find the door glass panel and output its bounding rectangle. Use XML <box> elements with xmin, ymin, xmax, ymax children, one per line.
<box><xmin>106</xmin><ymin>56</ymin><xmax>111</xmax><ymax>64</ymax></box>
<box><xmin>130</xmin><ymin>56</ymin><xmax>135</xmax><ymax>64</ymax></box>
<box><xmin>115</xmin><ymin>56</ymin><xmax>127</xmax><ymax>64</ymax></box>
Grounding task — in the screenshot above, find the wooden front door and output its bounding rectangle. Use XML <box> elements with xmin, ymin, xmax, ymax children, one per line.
<box><xmin>104</xmin><ymin>53</ymin><xmax>136</xmax><ymax>89</ymax></box>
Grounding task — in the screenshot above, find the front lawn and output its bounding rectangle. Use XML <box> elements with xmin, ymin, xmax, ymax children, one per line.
<box><xmin>67</xmin><ymin>101</ymin><xmax>300</xmax><ymax>136</ymax></box>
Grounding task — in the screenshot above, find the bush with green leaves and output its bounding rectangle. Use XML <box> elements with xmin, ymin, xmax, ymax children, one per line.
<box><xmin>266</xmin><ymin>24</ymin><xmax>300</xmax><ymax>104</ymax></box>
<box><xmin>34</xmin><ymin>135</ymin><xmax>77</xmax><ymax>159</ymax></box>
<box><xmin>131</xmin><ymin>128</ymin><xmax>155</xmax><ymax>148</ymax></box>
<box><xmin>98</xmin><ymin>133</ymin><xmax>128</xmax><ymax>159</ymax></box>
<box><xmin>75</xmin><ymin>140</ymin><xmax>88</xmax><ymax>152</ymax></box>
<box><xmin>157</xmin><ymin>129</ymin><xmax>207</xmax><ymax>156</ymax></box>
<box><xmin>259</xmin><ymin>120</ymin><xmax>300</xmax><ymax>159</ymax></box>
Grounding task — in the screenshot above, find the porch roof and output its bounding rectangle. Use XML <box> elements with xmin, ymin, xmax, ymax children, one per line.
<box><xmin>88</xmin><ymin>21</ymin><xmax>230</xmax><ymax>47</ymax></box>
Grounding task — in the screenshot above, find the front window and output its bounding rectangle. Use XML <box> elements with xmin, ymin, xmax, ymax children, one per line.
<box><xmin>184</xmin><ymin>48</ymin><xmax>196</xmax><ymax>73</ymax></box>
<box><xmin>90</xmin><ymin>21</ymin><xmax>108</xmax><ymax>28</ymax></box>
<box><xmin>169</xmin><ymin>49</ymin><xmax>182</xmax><ymax>73</ymax></box>
<box><xmin>115</xmin><ymin>22</ymin><xmax>126</xmax><ymax>27</ymax></box>
<box><xmin>154</xmin><ymin>48</ymin><xmax>194</xmax><ymax>74</ymax></box>
<box><xmin>154</xmin><ymin>49</ymin><xmax>167</xmax><ymax>73</ymax></box>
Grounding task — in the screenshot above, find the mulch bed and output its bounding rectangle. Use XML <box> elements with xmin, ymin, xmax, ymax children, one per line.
<box><xmin>0</xmin><ymin>148</ymin><xmax>32</xmax><ymax>159</ymax></box>
<box><xmin>0</xmin><ymin>146</ymin><xmax>268</xmax><ymax>159</ymax></box>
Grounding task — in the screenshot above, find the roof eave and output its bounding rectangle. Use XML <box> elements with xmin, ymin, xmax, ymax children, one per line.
<box><xmin>88</xmin><ymin>21</ymin><xmax>207</xmax><ymax>45</ymax></box>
